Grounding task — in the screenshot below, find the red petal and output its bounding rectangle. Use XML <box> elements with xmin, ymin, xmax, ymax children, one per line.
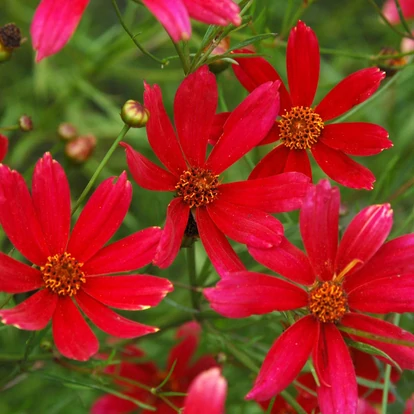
<box><xmin>31</xmin><ymin>0</ymin><xmax>89</xmax><ymax>62</ymax></box>
<box><xmin>207</xmin><ymin>200</ymin><xmax>283</xmax><ymax>248</ymax></box>
<box><xmin>153</xmin><ymin>198</ymin><xmax>189</xmax><ymax>268</ymax></box>
<box><xmin>336</xmin><ymin>204</ymin><xmax>393</xmax><ymax>277</ymax></box>
<box><xmin>311</xmin><ymin>141</ymin><xmax>376</xmax><ymax>190</ymax></box>
<box><xmin>249</xmin><ymin>145</ymin><xmax>290</xmax><ymax>180</ymax></box>
<box><xmin>287</xmin><ymin>21</ymin><xmax>320</xmax><ymax>107</ymax></box>
<box><xmin>259</xmin><ymin>123</ymin><xmax>281</xmax><ymax>146</ymax></box>
<box><xmin>174</xmin><ymin>66</ymin><xmax>217</xmax><ymax>166</ymax></box>
<box><xmin>0</xmin><ymin>164</ymin><xmax>49</xmax><ymax>266</ymax></box>
<box><xmin>0</xmin><ymin>253</ymin><xmax>43</xmax><ymax>293</ymax></box>
<box><xmin>68</xmin><ymin>173</ymin><xmax>132</xmax><ymax>263</ymax></box>
<box><xmin>184</xmin><ymin>368</ymin><xmax>227</xmax><ymax>414</ymax></box>
<box><xmin>315</xmin><ymin>68</ymin><xmax>385</xmax><ymax>121</ymax></box>
<box><xmin>320</xmin><ymin>123</ymin><xmax>392</xmax><ymax>156</ymax></box>
<box><xmin>0</xmin><ymin>289</ymin><xmax>57</xmax><ymax>330</ymax></box>
<box><xmin>204</xmin><ymin>271</ymin><xmax>307</xmax><ymax>317</ymax></box>
<box><xmin>143</xmin><ymin>82</ymin><xmax>187</xmax><ymax>175</ymax></box>
<box><xmin>284</xmin><ymin>148</ymin><xmax>312</xmax><ymax>179</ymax></box>
<box><xmin>83</xmin><ymin>227</ymin><xmax>162</xmax><ymax>275</ymax></box>
<box><xmin>314</xmin><ymin>324</ymin><xmax>358</xmax><ymax>414</ymax></box>
<box><xmin>208</xmin><ymin>112</ymin><xmax>230</xmax><ymax>146</ymax></box>
<box><xmin>206</xmin><ymin>81</ymin><xmax>280</xmax><ymax>174</ymax></box>
<box><xmin>341</xmin><ymin>313</ymin><xmax>414</xmax><ymax>370</ymax></box>
<box><xmin>121</xmin><ymin>143</ymin><xmax>178</xmax><ymax>190</ymax></box>
<box><xmin>75</xmin><ymin>291</ymin><xmax>158</xmax><ymax>338</ymax></box>
<box><xmin>83</xmin><ymin>275</ymin><xmax>173</xmax><ymax>310</ymax></box>
<box><xmin>248</xmin><ymin>237</ymin><xmax>315</xmax><ymax>286</ymax></box>
<box><xmin>300</xmin><ymin>179</ymin><xmax>339</xmax><ymax>281</ymax></box>
<box><xmin>184</xmin><ymin>0</ymin><xmax>241</xmax><ymax>26</ymax></box>
<box><xmin>0</xmin><ymin>134</ymin><xmax>8</xmax><ymax>162</ymax></box>
<box><xmin>246</xmin><ymin>315</ymin><xmax>318</xmax><ymax>401</ymax></box>
<box><xmin>32</xmin><ymin>153</ymin><xmax>70</xmax><ymax>254</ymax></box>
<box><xmin>196</xmin><ymin>208</ymin><xmax>245</xmax><ymax>277</ymax></box>
<box><xmin>219</xmin><ymin>172</ymin><xmax>310</xmax><ymax>213</ymax></box>
<box><xmin>91</xmin><ymin>395</ymin><xmax>136</xmax><ymax>414</ymax></box>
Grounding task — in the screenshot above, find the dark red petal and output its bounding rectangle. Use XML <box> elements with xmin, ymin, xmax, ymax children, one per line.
<box><xmin>314</xmin><ymin>324</ymin><xmax>358</xmax><ymax>414</ymax></box>
<box><xmin>0</xmin><ymin>289</ymin><xmax>57</xmax><ymax>330</ymax></box>
<box><xmin>68</xmin><ymin>173</ymin><xmax>132</xmax><ymax>263</ymax></box>
<box><xmin>300</xmin><ymin>179</ymin><xmax>339</xmax><ymax>281</ymax></box>
<box><xmin>336</xmin><ymin>204</ymin><xmax>392</xmax><ymax>277</ymax></box>
<box><xmin>284</xmin><ymin>148</ymin><xmax>312</xmax><ymax>179</ymax></box>
<box><xmin>0</xmin><ymin>164</ymin><xmax>49</xmax><ymax>266</ymax></box>
<box><xmin>315</xmin><ymin>68</ymin><xmax>385</xmax><ymax>122</ymax></box>
<box><xmin>83</xmin><ymin>227</ymin><xmax>162</xmax><ymax>275</ymax></box>
<box><xmin>0</xmin><ymin>253</ymin><xmax>43</xmax><ymax>293</ymax></box>
<box><xmin>208</xmin><ymin>112</ymin><xmax>231</xmax><ymax>146</ymax></box>
<box><xmin>82</xmin><ymin>275</ymin><xmax>173</xmax><ymax>310</ymax></box>
<box><xmin>249</xmin><ymin>145</ymin><xmax>290</xmax><ymax>180</ymax></box>
<box><xmin>0</xmin><ymin>134</ymin><xmax>8</xmax><ymax>162</ymax></box>
<box><xmin>143</xmin><ymin>82</ymin><xmax>187</xmax><ymax>175</ymax></box>
<box><xmin>287</xmin><ymin>21</ymin><xmax>320</xmax><ymax>107</ymax></box>
<box><xmin>248</xmin><ymin>237</ymin><xmax>315</xmax><ymax>286</ymax></box>
<box><xmin>207</xmin><ymin>200</ymin><xmax>283</xmax><ymax>248</ymax></box>
<box><xmin>196</xmin><ymin>208</ymin><xmax>245</xmax><ymax>277</ymax></box>
<box><xmin>174</xmin><ymin>66</ymin><xmax>217</xmax><ymax>166</ymax></box>
<box><xmin>204</xmin><ymin>270</ymin><xmax>307</xmax><ymax>317</ymax></box>
<box><xmin>246</xmin><ymin>315</ymin><xmax>318</xmax><ymax>401</ymax></box>
<box><xmin>153</xmin><ymin>198</ymin><xmax>189</xmax><ymax>268</ymax></box>
<box><xmin>121</xmin><ymin>143</ymin><xmax>178</xmax><ymax>190</ymax></box>
<box><xmin>91</xmin><ymin>395</ymin><xmax>136</xmax><ymax>414</ymax></box>
<box><xmin>75</xmin><ymin>291</ymin><xmax>158</xmax><ymax>338</ymax></box>
<box><xmin>219</xmin><ymin>172</ymin><xmax>310</xmax><ymax>213</ymax></box>
<box><xmin>206</xmin><ymin>81</ymin><xmax>280</xmax><ymax>174</ymax></box>
<box><xmin>311</xmin><ymin>141</ymin><xmax>376</xmax><ymax>190</ymax></box>
<box><xmin>320</xmin><ymin>123</ymin><xmax>392</xmax><ymax>156</ymax></box>
<box><xmin>341</xmin><ymin>313</ymin><xmax>414</xmax><ymax>370</ymax></box>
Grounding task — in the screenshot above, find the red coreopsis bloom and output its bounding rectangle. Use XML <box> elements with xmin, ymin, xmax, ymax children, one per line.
<box><xmin>230</xmin><ymin>21</ymin><xmax>392</xmax><ymax>190</ymax></box>
<box><xmin>123</xmin><ymin>66</ymin><xmax>310</xmax><ymax>276</ymax></box>
<box><xmin>92</xmin><ymin>321</ymin><xmax>218</xmax><ymax>414</ymax></box>
<box><xmin>205</xmin><ymin>179</ymin><xmax>414</xmax><ymax>413</ymax></box>
<box><xmin>0</xmin><ymin>153</ymin><xmax>173</xmax><ymax>361</ymax></box>
<box><xmin>383</xmin><ymin>0</ymin><xmax>414</xmax><ymax>24</ymax></box>
<box><xmin>0</xmin><ymin>134</ymin><xmax>7</xmax><ymax>162</ymax></box>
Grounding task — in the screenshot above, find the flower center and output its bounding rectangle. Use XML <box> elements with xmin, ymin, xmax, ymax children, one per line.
<box><xmin>41</xmin><ymin>252</ymin><xmax>86</xmax><ymax>296</ymax></box>
<box><xmin>308</xmin><ymin>281</ymin><xmax>348</xmax><ymax>324</ymax></box>
<box><xmin>175</xmin><ymin>167</ymin><xmax>220</xmax><ymax>208</ymax></box>
<box><xmin>279</xmin><ymin>106</ymin><xmax>324</xmax><ymax>150</ymax></box>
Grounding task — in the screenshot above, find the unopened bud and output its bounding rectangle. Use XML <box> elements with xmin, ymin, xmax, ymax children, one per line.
<box><xmin>58</xmin><ymin>122</ymin><xmax>78</xmax><ymax>140</ymax></box>
<box><xmin>0</xmin><ymin>23</ymin><xmax>21</xmax><ymax>63</ymax></box>
<box><xmin>65</xmin><ymin>134</ymin><xmax>97</xmax><ymax>163</ymax></box>
<box><xmin>121</xmin><ymin>100</ymin><xmax>150</xmax><ymax>128</ymax></box>
<box><xmin>207</xmin><ymin>37</ymin><xmax>231</xmax><ymax>74</ymax></box>
<box><xmin>19</xmin><ymin>115</ymin><xmax>33</xmax><ymax>132</ymax></box>
<box><xmin>376</xmin><ymin>47</ymin><xmax>408</xmax><ymax>78</ymax></box>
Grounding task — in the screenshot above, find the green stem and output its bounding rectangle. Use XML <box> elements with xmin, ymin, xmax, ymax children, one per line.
<box><xmin>172</xmin><ymin>40</ymin><xmax>190</xmax><ymax>74</ymax></box>
<box><xmin>0</xmin><ymin>125</ymin><xmax>19</xmax><ymax>132</ymax></box>
<box><xmin>393</xmin><ymin>0</ymin><xmax>414</xmax><ymax>37</ymax></box>
<box><xmin>0</xmin><ymin>353</ymin><xmax>55</xmax><ymax>362</ymax></box>
<box><xmin>71</xmin><ymin>124</ymin><xmax>130</xmax><ymax>216</ymax></box>
<box><xmin>280</xmin><ymin>390</ymin><xmax>308</xmax><ymax>414</ymax></box>
<box><xmin>186</xmin><ymin>246</ymin><xmax>200</xmax><ymax>314</ymax></box>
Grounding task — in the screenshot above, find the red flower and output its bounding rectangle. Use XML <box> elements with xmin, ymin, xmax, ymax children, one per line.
<box><xmin>383</xmin><ymin>0</ymin><xmax>414</xmax><ymax>24</ymax></box>
<box><xmin>0</xmin><ymin>134</ymin><xmax>7</xmax><ymax>162</ymax></box>
<box><xmin>205</xmin><ymin>179</ymin><xmax>414</xmax><ymax>413</ymax></box>
<box><xmin>231</xmin><ymin>21</ymin><xmax>392</xmax><ymax>189</ymax></box>
<box><xmin>123</xmin><ymin>66</ymin><xmax>310</xmax><ymax>276</ymax></box>
<box><xmin>0</xmin><ymin>153</ymin><xmax>173</xmax><ymax>361</ymax></box>
<box><xmin>92</xmin><ymin>321</ymin><xmax>218</xmax><ymax>414</ymax></box>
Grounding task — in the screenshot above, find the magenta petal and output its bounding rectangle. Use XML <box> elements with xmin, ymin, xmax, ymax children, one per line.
<box><xmin>68</xmin><ymin>173</ymin><xmax>132</xmax><ymax>263</ymax></box>
<box><xmin>82</xmin><ymin>275</ymin><xmax>173</xmax><ymax>310</ymax></box>
<box><xmin>83</xmin><ymin>227</ymin><xmax>162</xmax><ymax>275</ymax></box>
<box><xmin>0</xmin><ymin>289</ymin><xmax>57</xmax><ymax>330</ymax></box>
<box><xmin>249</xmin><ymin>145</ymin><xmax>290</xmax><ymax>180</ymax></box>
<box><xmin>336</xmin><ymin>204</ymin><xmax>393</xmax><ymax>277</ymax></box>
<box><xmin>31</xmin><ymin>0</ymin><xmax>89</xmax><ymax>62</ymax></box>
<box><xmin>174</xmin><ymin>66</ymin><xmax>217</xmax><ymax>166</ymax></box>
<box><xmin>153</xmin><ymin>198</ymin><xmax>189</xmax><ymax>268</ymax></box>
<box><xmin>208</xmin><ymin>112</ymin><xmax>230</xmax><ymax>146</ymax></box>
<box><xmin>75</xmin><ymin>291</ymin><xmax>158</xmax><ymax>338</ymax></box>
<box><xmin>246</xmin><ymin>315</ymin><xmax>318</xmax><ymax>401</ymax></box>
<box><xmin>204</xmin><ymin>271</ymin><xmax>307</xmax><ymax>317</ymax></box>
<box><xmin>196</xmin><ymin>208</ymin><xmax>245</xmax><ymax>277</ymax></box>
<box><xmin>300</xmin><ymin>179</ymin><xmax>339</xmax><ymax>281</ymax></box>
<box><xmin>311</xmin><ymin>141</ymin><xmax>376</xmax><ymax>190</ymax></box>
<box><xmin>184</xmin><ymin>0</ymin><xmax>241</xmax><ymax>26</ymax></box>
<box><xmin>206</xmin><ymin>81</ymin><xmax>280</xmax><ymax>174</ymax></box>
<box><xmin>0</xmin><ymin>253</ymin><xmax>43</xmax><ymax>293</ymax></box>
<box><xmin>121</xmin><ymin>143</ymin><xmax>178</xmax><ymax>191</ymax></box>
<box><xmin>383</xmin><ymin>0</ymin><xmax>414</xmax><ymax>23</ymax></box>
<box><xmin>207</xmin><ymin>200</ymin><xmax>283</xmax><ymax>248</ymax></box>
<box><xmin>0</xmin><ymin>134</ymin><xmax>8</xmax><ymax>162</ymax></box>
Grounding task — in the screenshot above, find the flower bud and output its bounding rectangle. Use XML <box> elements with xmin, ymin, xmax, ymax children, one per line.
<box><xmin>207</xmin><ymin>37</ymin><xmax>231</xmax><ymax>74</ymax></box>
<box><xmin>120</xmin><ymin>100</ymin><xmax>150</xmax><ymax>128</ymax></box>
<box><xmin>65</xmin><ymin>134</ymin><xmax>97</xmax><ymax>163</ymax></box>
<box><xmin>0</xmin><ymin>23</ymin><xmax>21</xmax><ymax>63</ymax></box>
<box><xmin>58</xmin><ymin>122</ymin><xmax>78</xmax><ymax>140</ymax></box>
<box><xmin>376</xmin><ymin>47</ymin><xmax>408</xmax><ymax>78</ymax></box>
<box><xmin>19</xmin><ymin>115</ymin><xmax>33</xmax><ymax>132</ymax></box>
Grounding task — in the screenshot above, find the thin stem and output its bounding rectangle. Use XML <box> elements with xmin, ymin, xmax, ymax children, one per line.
<box><xmin>0</xmin><ymin>353</ymin><xmax>55</xmax><ymax>362</ymax></box>
<box><xmin>71</xmin><ymin>124</ymin><xmax>130</xmax><ymax>216</ymax></box>
<box><xmin>393</xmin><ymin>0</ymin><xmax>413</xmax><ymax>37</ymax></box>
<box><xmin>186</xmin><ymin>246</ymin><xmax>200</xmax><ymax>314</ymax></box>
<box><xmin>172</xmin><ymin>40</ymin><xmax>190</xmax><ymax>74</ymax></box>
<box><xmin>0</xmin><ymin>125</ymin><xmax>19</xmax><ymax>131</ymax></box>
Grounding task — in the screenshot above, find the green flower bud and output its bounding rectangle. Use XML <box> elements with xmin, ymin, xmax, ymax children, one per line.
<box><xmin>58</xmin><ymin>122</ymin><xmax>78</xmax><ymax>140</ymax></box>
<box><xmin>19</xmin><ymin>115</ymin><xmax>33</xmax><ymax>132</ymax></box>
<box><xmin>121</xmin><ymin>100</ymin><xmax>150</xmax><ymax>128</ymax></box>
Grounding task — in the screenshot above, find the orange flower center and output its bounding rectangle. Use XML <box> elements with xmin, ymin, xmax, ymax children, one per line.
<box><xmin>308</xmin><ymin>281</ymin><xmax>348</xmax><ymax>323</ymax></box>
<box><xmin>175</xmin><ymin>167</ymin><xmax>220</xmax><ymax>208</ymax></box>
<box><xmin>41</xmin><ymin>252</ymin><xmax>86</xmax><ymax>296</ymax></box>
<box><xmin>279</xmin><ymin>106</ymin><xmax>324</xmax><ymax>150</ymax></box>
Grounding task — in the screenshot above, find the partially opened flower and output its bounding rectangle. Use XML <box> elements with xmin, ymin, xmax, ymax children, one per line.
<box><xmin>231</xmin><ymin>21</ymin><xmax>392</xmax><ymax>189</ymax></box>
<box><xmin>0</xmin><ymin>153</ymin><xmax>173</xmax><ymax>361</ymax></box>
<box><xmin>123</xmin><ymin>66</ymin><xmax>310</xmax><ymax>276</ymax></box>
<box><xmin>383</xmin><ymin>0</ymin><xmax>414</xmax><ymax>24</ymax></box>
<box><xmin>205</xmin><ymin>179</ymin><xmax>414</xmax><ymax>413</ymax></box>
<box><xmin>0</xmin><ymin>134</ymin><xmax>8</xmax><ymax>162</ymax></box>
